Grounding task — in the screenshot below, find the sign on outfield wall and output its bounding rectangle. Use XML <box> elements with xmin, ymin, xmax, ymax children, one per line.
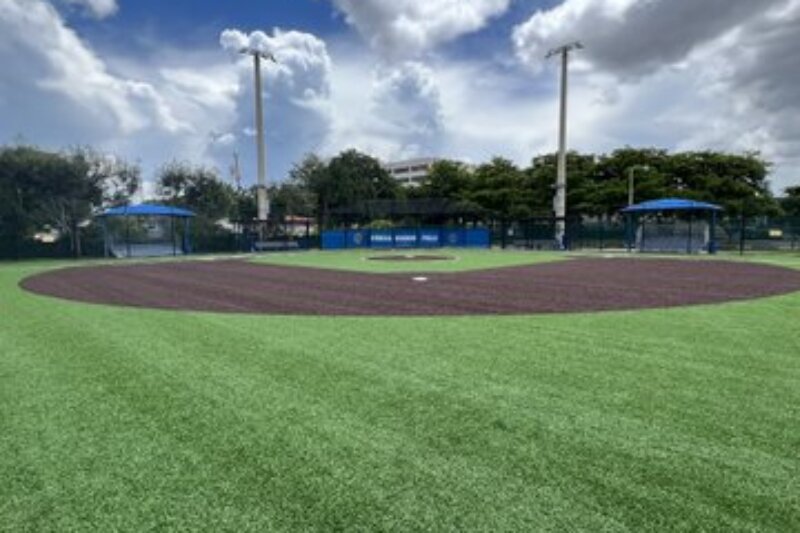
<box><xmin>321</xmin><ymin>228</ymin><xmax>490</xmax><ymax>250</ymax></box>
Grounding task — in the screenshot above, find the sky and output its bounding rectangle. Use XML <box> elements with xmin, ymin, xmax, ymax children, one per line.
<box><xmin>1</xmin><ymin>0</ymin><xmax>798</xmax><ymax>195</ymax></box>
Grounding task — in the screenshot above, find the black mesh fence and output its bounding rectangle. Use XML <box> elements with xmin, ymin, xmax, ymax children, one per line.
<box><xmin>717</xmin><ymin>217</ymin><xmax>800</xmax><ymax>252</ymax></box>
<box><xmin>492</xmin><ymin>218</ymin><xmax>627</xmax><ymax>251</ymax></box>
<box><xmin>493</xmin><ymin>216</ymin><xmax>800</xmax><ymax>254</ymax></box>
<box><xmin>3</xmin><ymin>214</ymin><xmax>799</xmax><ymax>260</ymax></box>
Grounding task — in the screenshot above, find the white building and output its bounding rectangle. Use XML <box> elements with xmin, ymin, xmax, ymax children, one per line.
<box><xmin>384</xmin><ymin>157</ymin><xmax>438</xmax><ymax>187</ymax></box>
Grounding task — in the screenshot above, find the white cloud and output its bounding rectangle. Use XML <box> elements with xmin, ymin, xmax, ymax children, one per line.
<box><xmin>513</xmin><ymin>0</ymin><xmax>784</xmax><ymax>77</ymax></box>
<box><xmin>0</xmin><ymin>2</ymin><xmax>336</xmax><ymax>189</ymax></box>
<box><xmin>369</xmin><ymin>62</ymin><xmax>443</xmax><ymax>152</ymax></box>
<box><xmin>0</xmin><ymin>0</ymin><xmax>242</xmax><ymax>190</ymax></box>
<box><xmin>2</xmin><ymin>0</ymin><xmax>798</xmax><ymax>198</ymax></box>
<box><xmin>320</xmin><ymin>58</ymin><xmax>447</xmax><ymax>163</ymax></box>
<box><xmin>219</xmin><ymin>28</ymin><xmax>334</xmax><ymax>180</ymax></box>
<box><xmin>0</xmin><ymin>0</ymin><xmax>187</xmax><ymax>135</ymax></box>
<box><xmin>331</xmin><ymin>0</ymin><xmax>512</xmax><ymax>58</ymax></box>
<box><xmin>511</xmin><ymin>0</ymin><xmax>800</xmax><ymax>191</ymax></box>
<box><xmin>60</xmin><ymin>0</ymin><xmax>118</xmax><ymax>19</ymax></box>
<box><xmin>220</xmin><ymin>28</ymin><xmax>332</xmax><ymax>101</ymax></box>
<box><xmin>322</xmin><ymin>54</ymin><xmax>555</xmax><ymax>166</ymax></box>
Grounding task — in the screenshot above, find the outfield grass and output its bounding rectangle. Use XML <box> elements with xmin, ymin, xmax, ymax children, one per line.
<box><xmin>1</xmin><ymin>254</ymin><xmax>799</xmax><ymax>531</ymax></box>
<box><xmin>715</xmin><ymin>251</ymin><xmax>800</xmax><ymax>269</ymax></box>
<box><xmin>252</xmin><ymin>248</ymin><xmax>564</xmax><ymax>273</ymax></box>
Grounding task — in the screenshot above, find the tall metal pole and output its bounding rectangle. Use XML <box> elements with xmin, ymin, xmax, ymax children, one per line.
<box><xmin>230</xmin><ymin>150</ymin><xmax>242</xmax><ymax>190</ymax></box>
<box><xmin>628</xmin><ymin>167</ymin><xmax>635</xmax><ymax>207</ymax></box>
<box><xmin>627</xmin><ymin>165</ymin><xmax>649</xmax><ymax>207</ymax></box>
<box><xmin>547</xmin><ymin>42</ymin><xmax>583</xmax><ymax>249</ymax></box>
<box><xmin>253</xmin><ymin>53</ymin><xmax>269</xmax><ymax>224</ymax></box>
<box><xmin>239</xmin><ymin>47</ymin><xmax>276</xmax><ymax>239</ymax></box>
<box><xmin>555</xmin><ymin>50</ymin><xmax>568</xmax><ymax>246</ymax></box>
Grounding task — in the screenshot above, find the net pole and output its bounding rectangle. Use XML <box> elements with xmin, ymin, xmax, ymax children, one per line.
<box><xmin>125</xmin><ymin>216</ymin><xmax>131</xmax><ymax>258</ymax></box>
<box><xmin>739</xmin><ymin>215</ymin><xmax>745</xmax><ymax>256</ymax></box>
<box><xmin>171</xmin><ymin>216</ymin><xmax>176</xmax><ymax>256</ymax></box>
<box><xmin>102</xmin><ymin>218</ymin><xmax>109</xmax><ymax>258</ymax></box>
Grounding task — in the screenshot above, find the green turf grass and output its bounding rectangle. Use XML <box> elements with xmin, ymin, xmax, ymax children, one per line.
<box><xmin>251</xmin><ymin>248</ymin><xmax>565</xmax><ymax>273</ymax></box>
<box><xmin>1</xmin><ymin>254</ymin><xmax>799</xmax><ymax>531</ymax></box>
<box><xmin>715</xmin><ymin>251</ymin><xmax>800</xmax><ymax>270</ymax></box>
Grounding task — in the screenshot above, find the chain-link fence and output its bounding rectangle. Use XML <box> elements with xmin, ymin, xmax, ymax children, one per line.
<box><xmin>3</xmin><ymin>214</ymin><xmax>799</xmax><ymax>260</ymax></box>
<box><xmin>717</xmin><ymin>217</ymin><xmax>800</xmax><ymax>253</ymax></box>
<box><xmin>493</xmin><ymin>216</ymin><xmax>800</xmax><ymax>254</ymax></box>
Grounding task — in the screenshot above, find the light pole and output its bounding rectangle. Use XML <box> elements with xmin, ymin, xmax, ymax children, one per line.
<box><xmin>627</xmin><ymin>165</ymin><xmax>650</xmax><ymax>206</ymax></box>
<box><xmin>230</xmin><ymin>150</ymin><xmax>242</xmax><ymax>190</ymax></box>
<box><xmin>546</xmin><ymin>41</ymin><xmax>583</xmax><ymax>249</ymax></box>
<box><xmin>239</xmin><ymin>47</ymin><xmax>276</xmax><ymax>230</ymax></box>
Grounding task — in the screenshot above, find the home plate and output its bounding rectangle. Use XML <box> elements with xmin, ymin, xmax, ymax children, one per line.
<box><xmin>412</xmin><ymin>277</ymin><xmax>428</xmax><ymax>282</ymax></box>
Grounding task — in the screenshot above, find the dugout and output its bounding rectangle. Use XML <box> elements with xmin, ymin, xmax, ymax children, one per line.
<box><xmin>98</xmin><ymin>204</ymin><xmax>195</xmax><ymax>258</ymax></box>
<box><xmin>621</xmin><ymin>198</ymin><xmax>722</xmax><ymax>254</ymax></box>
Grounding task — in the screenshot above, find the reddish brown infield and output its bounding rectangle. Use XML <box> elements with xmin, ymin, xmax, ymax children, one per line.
<box><xmin>20</xmin><ymin>258</ymin><xmax>800</xmax><ymax>316</ymax></box>
<box><xmin>368</xmin><ymin>254</ymin><xmax>454</xmax><ymax>261</ymax></box>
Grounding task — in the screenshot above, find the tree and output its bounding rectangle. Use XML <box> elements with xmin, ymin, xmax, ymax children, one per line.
<box><xmin>155</xmin><ymin>161</ymin><xmax>240</xmax><ymax>250</ymax></box>
<box><xmin>0</xmin><ymin>145</ymin><xmax>139</xmax><ymax>258</ymax></box>
<box><xmin>269</xmin><ymin>182</ymin><xmax>315</xmax><ymax>219</ymax></box>
<box><xmin>661</xmin><ymin>151</ymin><xmax>778</xmax><ymax>216</ymax></box>
<box><xmin>326</xmin><ymin>149</ymin><xmax>400</xmax><ymax>207</ymax></box>
<box><xmin>289</xmin><ymin>150</ymin><xmax>401</xmax><ymax>228</ymax></box>
<box><xmin>0</xmin><ymin>146</ymin><xmax>46</xmax><ymax>256</ymax></box>
<box><xmin>536</xmin><ymin>148</ymin><xmax>780</xmax><ymax>218</ymax></box>
<box><xmin>232</xmin><ymin>186</ymin><xmax>258</xmax><ymax>222</ymax></box>
<box><xmin>417</xmin><ymin>160</ymin><xmax>473</xmax><ymax>200</ymax></box>
<box><xmin>288</xmin><ymin>154</ymin><xmax>329</xmax><ymax>228</ymax></box>
<box><xmin>469</xmin><ymin>157</ymin><xmax>533</xmax><ymax>220</ymax></box>
<box><xmin>527</xmin><ymin>152</ymin><xmax>601</xmax><ymax>217</ymax></box>
<box><xmin>586</xmin><ymin>148</ymin><xmax>672</xmax><ymax>217</ymax></box>
<box><xmin>156</xmin><ymin>161</ymin><xmax>235</xmax><ymax>221</ymax></box>
<box><xmin>782</xmin><ymin>186</ymin><xmax>800</xmax><ymax>217</ymax></box>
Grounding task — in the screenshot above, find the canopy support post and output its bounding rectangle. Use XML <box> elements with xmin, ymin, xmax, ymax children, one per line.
<box><xmin>125</xmin><ymin>216</ymin><xmax>131</xmax><ymax>258</ymax></box>
<box><xmin>625</xmin><ymin>213</ymin><xmax>632</xmax><ymax>252</ymax></box>
<box><xmin>709</xmin><ymin>210</ymin><xmax>717</xmax><ymax>255</ymax></box>
<box><xmin>171</xmin><ymin>216</ymin><xmax>177</xmax><ymax>256</ymax></box>
<box><xmin>101</xmin><ymin>218</ymin><xmax>109</xmax><ymax>258</ymax></box>
<box><xmin>184</xmin><ymin>218</ymin><xmax>192</xmax><ymax>254</ymax></box>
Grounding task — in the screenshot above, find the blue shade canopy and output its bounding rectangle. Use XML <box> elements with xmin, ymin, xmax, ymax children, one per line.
<box><xmin>621</xmin><ymin>198</ymin><xmax>723</xmax><ymax>214</ymax></box>
<box><xmin>99</xmin><ymin>204</ymin><xmax>195</xmax><ymax>218</ymax></box>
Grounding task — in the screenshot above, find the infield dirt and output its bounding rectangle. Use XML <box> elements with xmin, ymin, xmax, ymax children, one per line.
<box><xmin>367</xmin><ymin>254</ymin><xmax>454</xmax><ymax>261</ymax></box>
<box><xmin>20</xmin><ymin>257</ymin><xmax>800</xmax><ymax>316</ymax></box>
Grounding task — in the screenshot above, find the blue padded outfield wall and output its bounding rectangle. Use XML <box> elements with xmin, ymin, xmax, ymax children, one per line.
<box><xmin>321</xmin><ymin>228</ymin><xmax>490</xmax><ymax>250</ymax></box>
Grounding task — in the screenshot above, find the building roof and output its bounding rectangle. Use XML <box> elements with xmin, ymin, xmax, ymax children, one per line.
<box><xmin>383</xmin><ymin>157</ymin><xmax>438</xmax><ymax>168</ymax></box>
<box><xmin>620</xmin><ymin>198</ymin><xmax>723</xmax><ymax>214</ymax></box>
<box><xmin>98</xmin><ymin>203</ymin><xmax>196</xmax><ymax>218</ymax></box>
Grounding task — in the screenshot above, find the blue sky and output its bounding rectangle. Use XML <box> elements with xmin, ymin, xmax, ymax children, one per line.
<box><xmin>1</xmin><ymin>0</ymin><xmax>798</xmax><ymax>194</ymax></box>
<box><xmin>68</xmin><ymin>0</ymin><xmax>342</xmax><ymax>50</ymax></box>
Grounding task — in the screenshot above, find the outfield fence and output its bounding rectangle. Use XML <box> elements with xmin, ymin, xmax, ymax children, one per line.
<box><xmin>321</xmin><ymin>227</ymin><xmax>490</xmax><ymax>250</ymax></box>
<box><xmin>3</xmin><ymin>216</ymin><xmax>799</xmax><ymax>259</ymax></box>
<box><xmin>491</xmin><ymin>216</ymin><xmax>800</xmax><ymax>254</ymax></box>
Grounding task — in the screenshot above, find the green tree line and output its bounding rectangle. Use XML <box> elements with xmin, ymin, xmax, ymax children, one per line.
<box><xmin>414</xmin><ymin>149</ymin><xmax>784</xmax><ymax>220</ymax></box>
<box><xmin>287</xmin><ymin>148</ymin><xmax>794</xmax><ymax>227</ymax></box>
<box><xmin>0</xmin><ymin>145</ymin><xmax>139</xmax><ymax>258</ymax></box>
<box><xmin>1</xmin><ymin>143</ymin><xmax>797</xmax><ymax>258</ymax></box>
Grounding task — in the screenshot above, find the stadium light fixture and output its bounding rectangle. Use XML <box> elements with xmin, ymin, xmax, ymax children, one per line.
<box><xmin>546</xmin><ymin>41</ymin><xmax>583</xmax><ymax>249</ymax></box>
<box><xmin>239</xmin><ymin>47</ymin><xmax>277</xmax><ymax>225</ymax></box>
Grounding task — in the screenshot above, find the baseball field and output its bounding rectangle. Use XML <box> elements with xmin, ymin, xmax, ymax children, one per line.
<box><xmin>2</xmin><ymin>250</ymin><xmax>800</xmax><ymax>531</ymax></box>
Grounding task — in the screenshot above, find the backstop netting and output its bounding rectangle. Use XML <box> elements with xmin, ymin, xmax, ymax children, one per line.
<box><xmin>103</xmin><ymin>214</ymin><xmax>189</xmax><ymax>258</ymax></box>
<box><xmin>638</xmin><ymin>219</ymin><xmax>709</xmax><ymax>253</ymax></box>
